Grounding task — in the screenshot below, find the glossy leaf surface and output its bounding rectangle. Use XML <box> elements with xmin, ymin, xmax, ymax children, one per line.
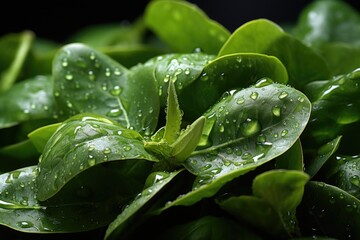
<box><xmin>36</xmin><ymin>113</ymin><xmax>158</xmax><ymax>201</ymax></box>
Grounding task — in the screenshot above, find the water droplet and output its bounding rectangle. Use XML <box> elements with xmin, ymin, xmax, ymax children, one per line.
<box><xmin>105</xmin><ymin>68</ymin><xmax>111</xmax><ymax>77</ymax></box>
<box><xmin>20</xmin><ymin>197</ymin><xmax>29</xmax><ymax>206</ymax></box>
<box><xmin>219</xmin><ymin>124</ymin><xmax>225</xmax><ymax>133</ymax></box>
<box><xmin>103</xmin><ymin>148</ymin><xmax>111</xmax><ymax>154</ymax></box>
<box><xmin>257</xmin><ymin>134</ymin><xmax>266</xmax><ymax>143</ymax></box>
<box><xmin>278</xmin><ymin>91</ymin><xmax>288</xmax><ymax>100</ymax></box>
<box><xmin>117</xmin><ymin>130</ymin><xmax>122</xmax><ymax>135</ymax></box>
<box><xmin>107</xmin><ymin>108</ymin><xmax>122</xmax><ymax>117</ymax></box>
<box><xmin>272</xmin><ymin>106</ymin><xmax>281</xmax><ymax>117</ymax></box>
<box><xmin>242</xmin><ymin>152</ymin><xmax>253</xmax><ymax>160</ymax></box>
<box><xmin>101</xmin><ymin>83</ymin><xmax>108</xmax><ymax>91</ymax></box>
<box><xmin>88</xmin><ymin>70</ymin><xmax>95</xmax><ymax>81</ymax></box>
<box><xmin>240</xmin><ymin>118</ymin><xmax>261</xmax><ymax>137</ymax></box>
<box><xmin>298</xmin><ymin>96</ymin><xmax>305</xmax><ymax>102</ymax></box>
<box><xmin>66</xmin><ymin>100</ymin><xmax>73</xmax><ymax>108</ymax></box>
<box><xmin>65</xmin><ymin>72</ymin><xmax>73</xmax><ymax>80</ymax></box>
<box><xmin>89</xmin><ymin>52</ymin><xmax>96</xmax><ymax>60</ymax></box>
<box><xmin>17</xmin><ymin>221</ymin><xmax>34</xmax><ymax>229</ymax></box>
<box><xmin>236</xmin><ymin>56</ymin><xmax>242</xmax><ymax>63</ymax></box>
<box><xmin>123</xmin><ymin>145</ymin><xmax>132</xmax><ymax>151</ymax></box>
<box><xmin>114</xmin><ymin>68</ymin><xmax>122</xmax><ymax>76</ymax></box>
<box><xmin>281</xmin><ymin>129</ymin><xmax>288</xmax><ymax>137</ymax></box>
<box><xmin>193</xmin><ymin>47</ymin><xmax>203</xmax><ymax>53</ymax></box>
<box><xmin>201</xmin><ymin>72</ymin><xmax>209</xmax><ymax>81</ymax></box>
<box><xmin>201</xmin><ymin>164</ymin><xmax>212</xmax><ymax>171</ymax></box>
<box><xmin>61</xmin><ymin>58</ymin><xmax>68</xmax><ymax>67</ymax></box>
<box><xmin>236</xmin><ymin>97</ymin><xmax>245</xmax><ymax>105</ymax></box>
<box><xmin>163</xmin><ymin>74</ymin><xmax>170</xmax><ymax>83</ymax></box>
<box><xmin>158</xmin><ymin>86</ymin><xmax>163</xmax><ymax>96</ymax></box>
<box><xmin>110</xmin><ymin>85</ymin><xmax>122</xmax><ymax>96</ymax></box>
<box><xmin>88</xmin><ymin>155</ymin><xmax>95</xmax><ymax>166</ymax></box>
<box><xmin>255</xmin><ymin>78</ymin><xmax>273</xmax><ymax>88</ymax></box>
<box><xmin>250</xmin><ymin>92</ymin><xmax>258</xmax><ymax>100</ymax></box>
<box><xmin>225</xmin><ymin>147</ymin><xmax>233</xmax><ymax>154</ymax></box>
<box><xmin>350</xmin><ymin>175</ymin><xmax>360</xmax><ymax>187</ymax></box>
<box><xmin>184</xmin><ymin>68</ymin><xmax>190</xmax><ymax>75</ymax></box>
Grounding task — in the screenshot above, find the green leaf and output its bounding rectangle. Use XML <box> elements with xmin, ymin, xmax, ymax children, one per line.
<box><xmin>275</xmin><ymin>139</ymin><xmax>304</xmax><ymax>171</ymax></box>
<box><xmin>145</xmin><ymin>0</ymin><xmax>230</xmax><ymax>54</ymax></box>
<box><xmin>163</xmin><ymin>80</ymin><xmax>182</xmax><ymax>144</ymax></box>
<box><xmin>158</xmin><ymin>216</ymin><xmax>263</xmax><ymax>240</ymax></box>
<box><xmin>318</xmin><ymin>43</ymin><xmax>360</xmax><ymax>76</ymax></box>
<box><xmin>0</xmin><ymin>165</ymin><xmax>146</xmax><ymax>233</ymax></box>
<box><xmin>324</xmin><ymin>155</ymin><xmax>360</xmax><ymax>199</ymax></box>
<box><xmin>300</xmin><ymin>181</ymin><xmax>360</xmax><ymax>239</ymax></box>
<box><xmin>0</xmin><ymin>75</ymin><xmax>57</xmax><ymax>129</ymax></box>
<box><xmin>52</xmin><ymin>43</ymin><xmax>160</xmax><ymax>135</ymax></box>
<box><xmin>293</xmin><ymin>0</ymin><xmax>360</xmax><ymax>48</ymax></box>
<box><xmin>179</xmin><ymin>53</ymin><xmax>288</xmax><ymax>120</ymax></box>
<box><xmin>305</xmin><ymin>136</ymin><xmax>342</xmax><ymax>178</ymax></box>
<box><xmin>219</xmin><ymin>170</ymin><xmax>309</xmax><ymax>238</ymax></box>
<box><xmin>171</xmin><ymin>116</ymin><xmax>205</xmax><ymax>163</ymax></box>
<box><xmin>104</xmin><ymin>170</ymin><xmax>182</xmax><ymax>240</ymax></box>
<box><xmin>27</xmin><ymin>123</ymin><xmax>62</xmax><ymax>153</ymax></box>
<box><xmin>159</xmin><ymin>83</ymin><xmax>311</xmax><ymax>208</ymax></box>
<box><xmin>149</xmin><ymin>52</ymin><xmax>215</xmax><ymax>107</ymax></box>
<box><xmin>253</xmin><ymin>170</ymin><xmax>309</xmax><ymax>212</ymax></box>
<box><xmin>219</xmin><ymin>195</ymin><xmax>285</xmax><ymax>237</ymax></box>
<box><xmin>219</xmin><ymin>19</ymin><xmax>330</xmax><ymax>89</ymax></box>
<box><xmin>0</xmin><ymin>31</ymin><xmax>33</xmax><ymax>92</ymax></box>
<box><xmin>303</xmin><ymin>69</ymin><xmax>360</xmax><ymax>145</ymax></box>
<box><xmin>36</xmin><ymin>113</ymin><xmax>158</xmax><ymax>201</ymax></box>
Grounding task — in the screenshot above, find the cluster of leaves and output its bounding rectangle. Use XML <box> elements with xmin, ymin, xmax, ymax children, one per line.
<box><xmin>0</xmin><ymin>0</ymin><xmax>360</xmax><ymax>239</ymax></box>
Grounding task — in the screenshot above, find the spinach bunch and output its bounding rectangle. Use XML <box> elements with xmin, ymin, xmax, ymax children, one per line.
<box><xmin>0</xmin><ymin>0</ymin><xmax>360</xmax><ymax>239</ymax></box>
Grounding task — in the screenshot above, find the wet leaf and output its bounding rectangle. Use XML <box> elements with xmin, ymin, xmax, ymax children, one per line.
<box><xmin>145</xmin><ymin>0</ymin><xmax>230</xmax><ymax>54</ymax></box>
<box><xmin>36</xmin><ymin>113</ymin><xmax>158</xmax><ymax>201</ymax></box>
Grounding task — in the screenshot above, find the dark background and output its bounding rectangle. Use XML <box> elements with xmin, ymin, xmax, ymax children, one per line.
<box><xmin>1</xmin><ymin>0</ymin><xmax>360</xmax><ymax>42</ymax></box>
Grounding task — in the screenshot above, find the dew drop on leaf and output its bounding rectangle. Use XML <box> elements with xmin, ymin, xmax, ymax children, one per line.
<box><xmin>278</xmin><ymin>91</ymin><xmax>289</xmax><ymax>100</ymax></box>
<box><xmin>250</xmin><ymin>92</ymin><xmax>258</xmax><ymax>100</ymax></box>
<box><xmin>65</xmin><ymin>72</ymin><xmax>73</xmax><ymax>81</ymax></box>
<box><xmin>236</xmin><ymin>97</ymin><xmax>245</xmax><ymax>105</ymax></box>
<box><xmin>107</xmin><ymin>108</ymin><xmax>122</xmax><ymax>117</ymax></box>
<box><xmin>281</xmin><ymin>129</ymin><xmax>289</xmax><ymax>137</ymax></box>
<box><xmin>17</xmin><ymin>221</ymin><xmax>34</xmax><ymax>229</ymax></box>
<box><xmin>272</xmin><ymin>106</ymin><xmax>281</xmax><ymax>117</ymax></box>
<box><xmin>240</xmin><ymin>118</ymin><xmax>261</xmax><ymax>137</ymax></box>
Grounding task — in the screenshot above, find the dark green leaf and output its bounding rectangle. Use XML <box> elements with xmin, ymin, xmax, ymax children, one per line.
<box><xmin>219</xmin><ymin>195</ymin><xmax>284</xmax><ymax>237</ymax></box>
<box><xmin>0</xmin><ymin>75</ymin><xmax>57</xmax><ymax>129</ymax></box>
<box><xmin>219</xmin><ymin>19</ymin><xmax>330</xmax><ymax>89</ymax></box>
<box><xmin>52</xmin><ymin>43</ymin><xmax>160</xmax><ymax>135</ymax></box>
<box><xmin>36</xmin><ymin>113</ymin><xmax>158</xmax><ymax>201</ymax></box>
<box><xmin>303</xmin><ymin>69</ymin><xmax>360</xmax><ymax>144</ymax></box>
<box><xmin>145</xmin><ymin>0</ymin><xmax>230</xmax><ymax>54</ymax></box>
<box><xmin>158</xmin><ymin>215</ymin><xmax>262</xmax><ymax>240</ymax></box>
<box><xmin>160</xmin><ymin>83</ymin><xmax>311</xmax><ymax>208</ymax></box>
<box><xmin>27</xmin><ymin>123</ymin><xmax>62</xmax><ymax>153</ymax></box>
<box><xmin>0</xmin><ymin>164</ymin><xmax>146</xmax><ymax>233</ymax></box>
<box><xmin>300</xmin><ymin>181</ymin><xmax>360</xmax><ymax>239</ymax></box>
<box><xmin>293</xmin><ymin>0</ymin><xmax>360</xmax><ymax>47</ymax></box>
<box><xmin>275</xmin><ymin>139</ymin><xmax>304</xmax><ymax>171</ymax></box>
<box><xmin>0</xmin><ymin>31</ymin><xmax>33</xmax><ymax>92</ymax></box>
<box><xmin>104</xmin><ymin>170</ymin><xmax>182</xmax><ymax>240</ymax></box>
<box><xmin>305</xmin><ymin>136</ymin><xmax>342</xmax><ymax>178</ymax></box>
<box><xmin>179</xmin><ymin>53</ymin><xmax>288</xmax><ymax>120</ymax></box>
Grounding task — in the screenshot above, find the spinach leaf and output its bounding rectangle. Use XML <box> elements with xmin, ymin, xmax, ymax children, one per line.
<box><xmin>0</xmin><ymin>165</ymin><xmax>145</xmax><ymax>233</ymax></box>
<box><xmin>36</xmin><ymin>113</ymin><xmax>158</xmax><ymax>201</ymax></box>
<box><xmin>219</xmin><ymin>19</ymin><xmax>330</xmax><ymax>89</ymax></box>
<box><xmin>299</xmin><ymin>181</ymin><xmax>360</xmax><ymax>239</ymax></box>
<box><xmin>303</xmin><ymin>68</ymin><xmax>360</xmax><ymax>145</ymax></box>
<box><xmin>0</xmin><ymin>75</ymin><xmax>57</xmax><ymax>129</ymax></box>
<box><xmin>159</xmin><ymin>82</ymin><xmax>311</xmax><ymax>208</ymax></box>
<box><xmin>52</xmin><ymin>43</ymin><xmax>160</xmax><ymax>135</ymax></box>
<box><xmin>219</xmin><ymin>170</ymin><xmax>309</xmax><ymax>238</ymax></box>
<box><xmin>179</xmin><ymin>53</ymin><xmax>288</xmax><ymax>120</ymax></box>
<box><xmin>104</xmin><ymin>170</ymin><xmax>182</xmax><ymax>240</ymax></box>
<box><xmin>293</xmin><ymin>0</ymin><xmax>360</xmax><ymax>48</ymax></box>
<box><xmin>158</xmin><ymin>216</ymin><xmax>262</xmax><ymax>240</ymax></box>
<box><xmin>275</xmin><ymin>139</ymin><xmax>304</xmax><ymax>171</ymax></box>
<box><xmin>145</xmin><ymin>0</ymin><xmax>230</xmax><ymax>54</ymax></box>
<box><xmin>0</xmin><ymin>31</ymin><xmax>33</xmax><ymax>92</ymax></box>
